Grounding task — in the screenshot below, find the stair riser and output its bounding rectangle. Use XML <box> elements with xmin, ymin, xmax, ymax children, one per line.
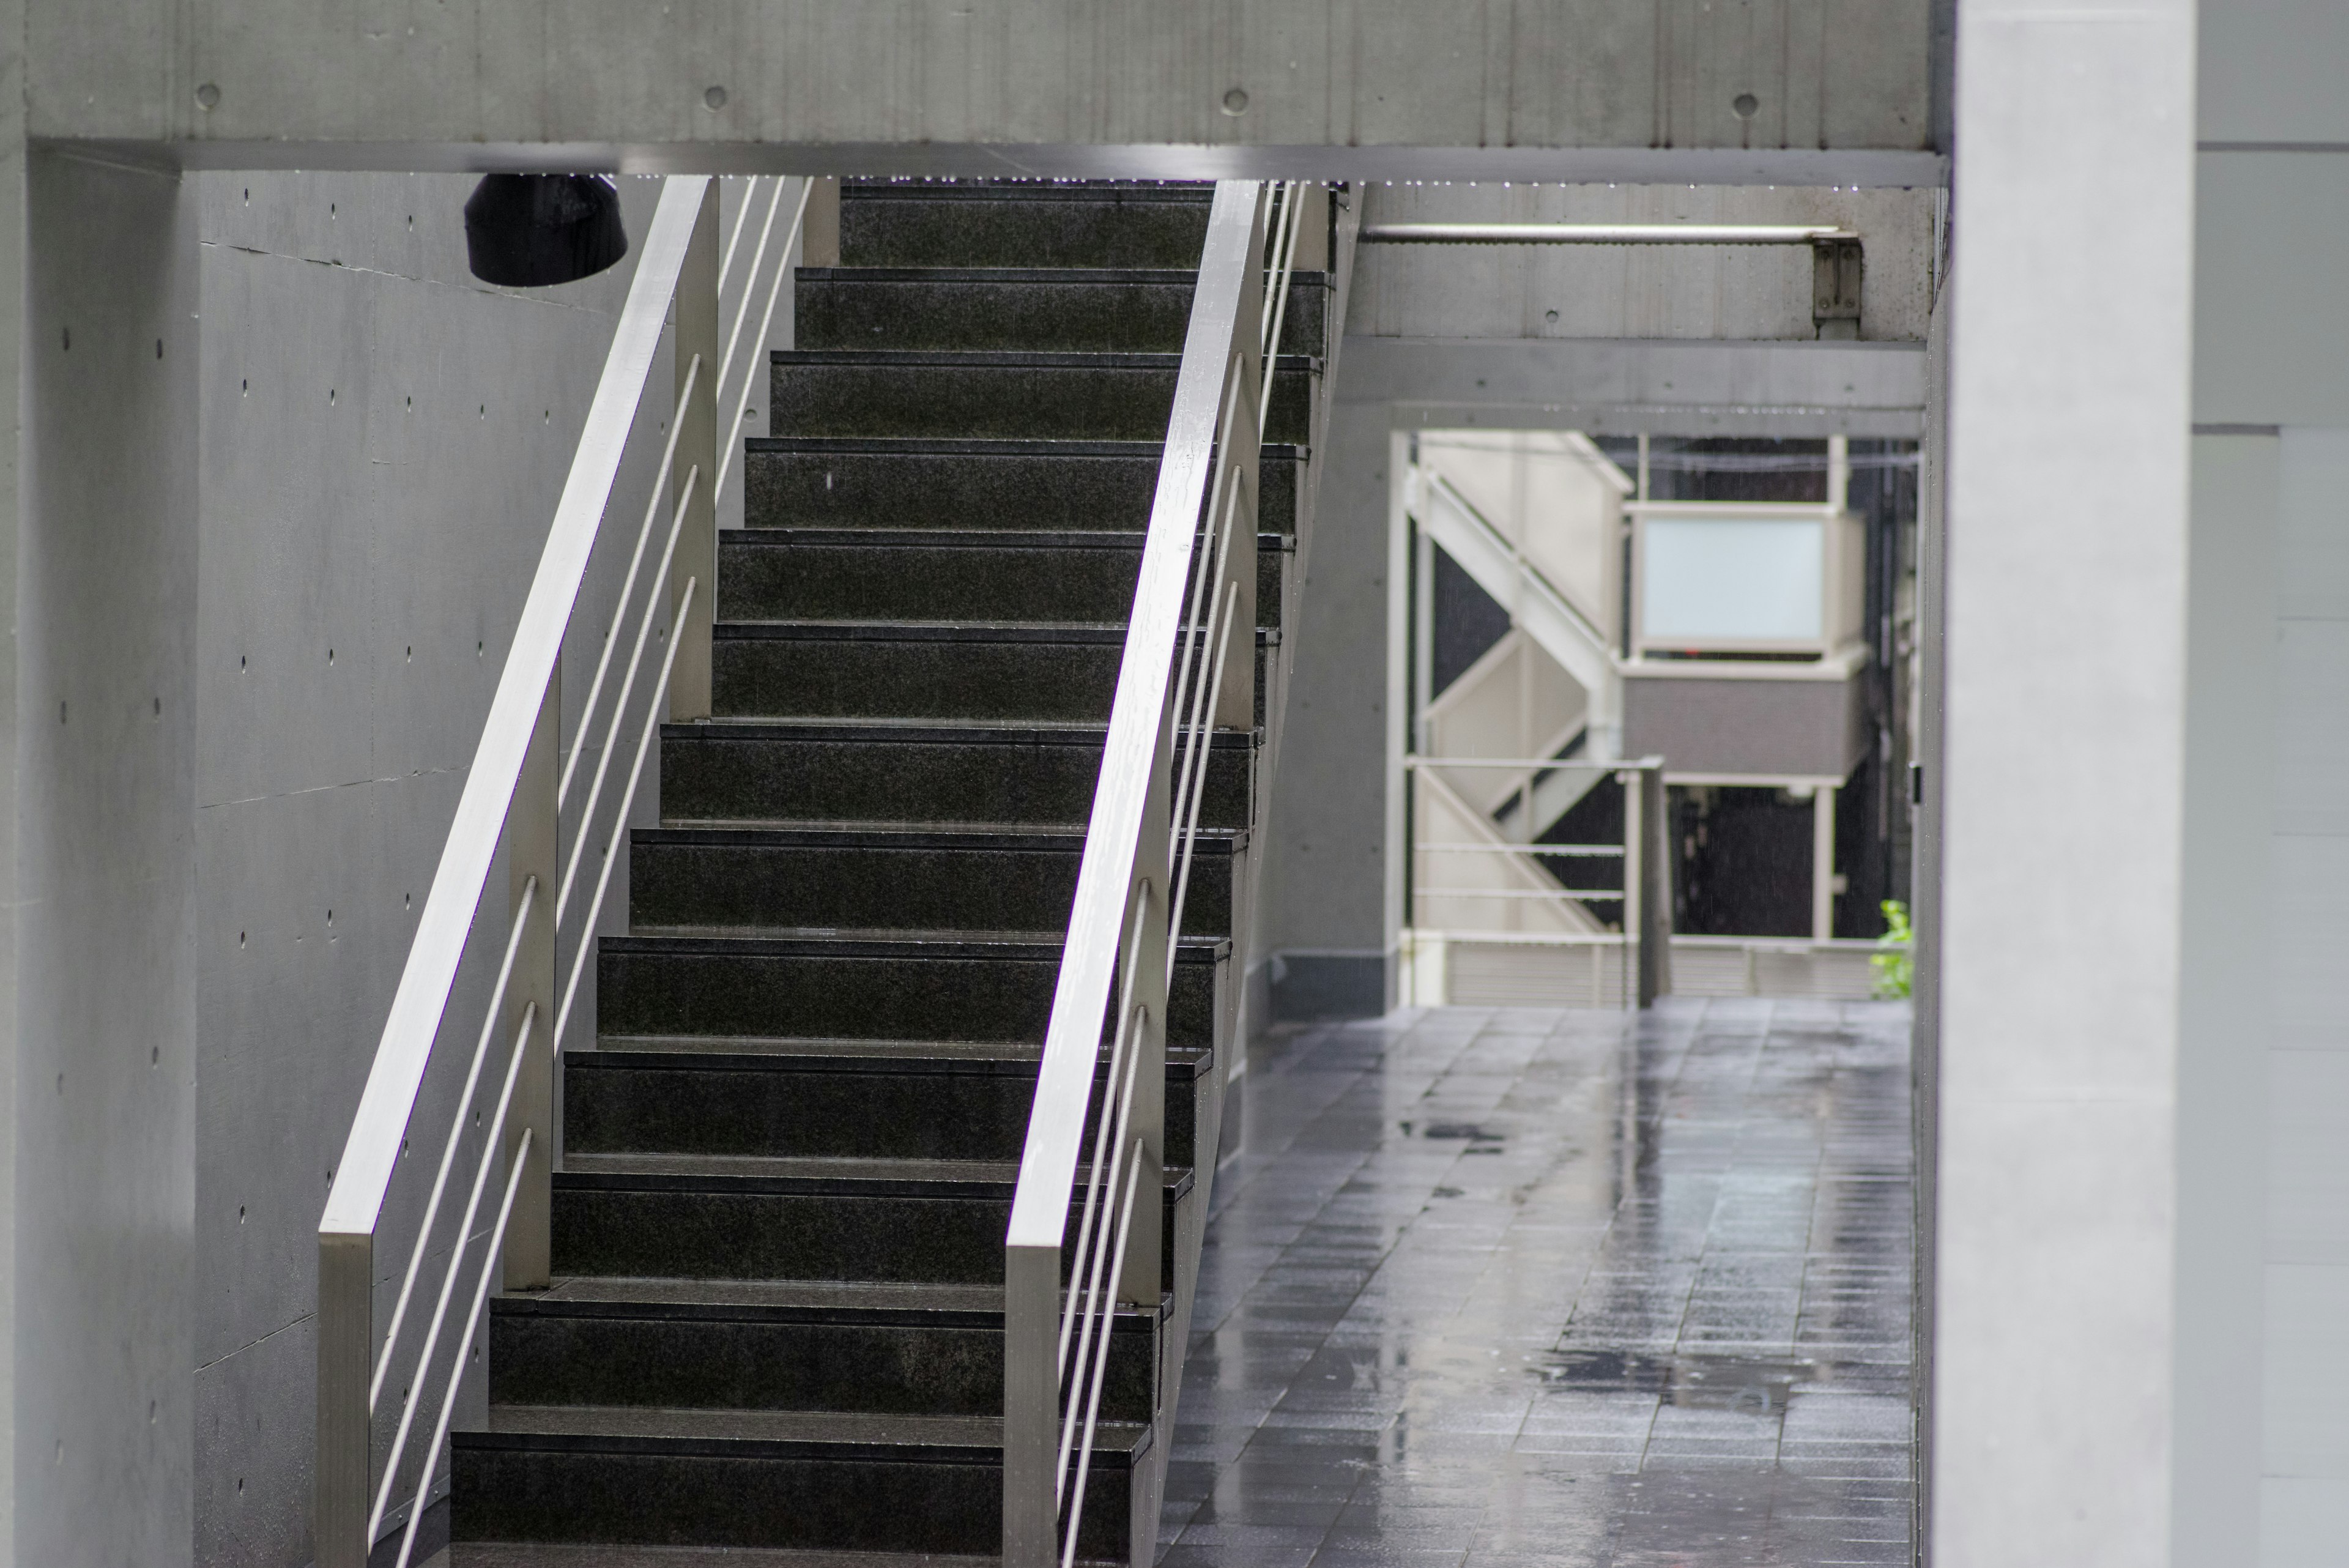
<box><xmin>798</xmin><ymin>272</ymin><xmax>1326</xmax><ymax>355</ymax></box>
<box><xmin>451</xmin><ymin>1443</ymin><xmax>1134</xmax><ymax>1561</ymax></box>
<box><xmin>550</xmin><ymin>1184</ymin><xmax>1185</xmax><ymax>1289</ymax></box>
<box><xmin>744</xmin><ymin>446</ymin><xmax>1300</xmax><ymax>537</ymax></box>
<box><xmin>488</xmin><ymin>1310</ymin><xmax>1154</xmax><ymax>1423</ymax></box>
<box><xmin>627</xmin><ymin>838</ymin><xmax>1233</xmax><ymax>939</ymax></box>
<box><xmin>566</xmin><ymin>1055</ymin><xmax>1214</xmax><ymax>1169</ymax></box>
<box><xmin>842</xmin><ymin>188</ymin><xmax>1211</xmax><ymax>268</ymax></box>
<box><xmin>595</xmin><ymin>946</ymin><xmax>1222</xmax><ymax>1049</ymax></box>
<box><xmin>771</xmin><ymin>360</ymin><xmax>1313</xmax><ymax>445</ymax></box>
<box><xmin>658</xmin><ymin>730</ymin><xmax>1253</xmax><ymax>831</ymax></box>
<box><xmin>717</xmin><ymin>535</ymin><xmax>1287</xmax><ymax>629</ymax></box>
<box><xmin>712</xmin><ymin>636</ymin><xmax>1271</xmax><ymax>726</ymax></box>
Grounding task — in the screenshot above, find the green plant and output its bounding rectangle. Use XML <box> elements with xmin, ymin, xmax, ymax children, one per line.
<box><xmin>1872</xmin><ymin>900</ymin><xmax>1913</xmax><ymax>1000</ymax></box>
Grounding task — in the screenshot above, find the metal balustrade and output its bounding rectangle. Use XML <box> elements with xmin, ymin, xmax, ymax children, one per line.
<box><xmin>314</xmin><ymin>172</ymin><xmax>808</xmax><ymax>1568</ymax></box>
<box><xmin>1401</xmin><ymin>754</ymin><xmax>1675</xmax><ymax>1010</ymax></box>
<box><xmin>1001</xmin><ymin>179</ymin><xmax>1311</xmax><ymax>1568</ymax></box>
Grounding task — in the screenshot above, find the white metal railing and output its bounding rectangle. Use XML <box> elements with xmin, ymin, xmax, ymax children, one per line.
<box><xmin>1001</xmin><ymin>180</ymin><xmax>1308</xmax><ymax>1568</ymax></box>
<box><xmin>1403</xmin><ymin>754</ymin><xmax>1674</xmax><ymax>1008</ymax></box>
<box><xmin>314</xmin><ymin>173</ymin><xmax>809</xmax><ymax>1568</ymax></box>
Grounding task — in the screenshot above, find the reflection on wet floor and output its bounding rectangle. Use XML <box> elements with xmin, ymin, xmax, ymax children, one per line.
<box><xmin>1163</xmin><ymin>999</ymin><xmax>1914</xmax><ymax>1568</ymax></box>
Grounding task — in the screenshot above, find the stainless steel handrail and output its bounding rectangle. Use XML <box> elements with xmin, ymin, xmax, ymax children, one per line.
<box><xmin>314</xmin><ymin>173</ymin><xmax>803</xmax><ymax>1568</ymax></box>
<box><xmin>1003</xmin><ymin>180</ymin><xmax>1301</xmax><ymax>1568</ymax></box>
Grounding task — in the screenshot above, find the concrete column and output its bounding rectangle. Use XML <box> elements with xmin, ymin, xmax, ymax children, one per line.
<box><xmin>1935</xmin><ymin>2</ymin><xmax>2196</xmax><ymax>1564</ymax></box>
<box><xmin>13</xmin><ymin>149</ymin><xmax>203</xmax><ymax>1568</ymax></box>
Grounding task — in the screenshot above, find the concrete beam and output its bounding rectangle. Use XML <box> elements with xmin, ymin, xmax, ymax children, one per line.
<box><xmin>30</xmin><ymin>0</ymin><xmax>1937</xmax><ymax>175</ymax></box>
<box><xmin>1341</xmin><ymin>336</ymin><xmax>1928</xmax><ymax>437</ymax></box>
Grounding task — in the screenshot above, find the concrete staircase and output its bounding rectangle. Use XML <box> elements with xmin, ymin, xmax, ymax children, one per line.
<box><xmin>442</xmin><ymin>179</ymin><xmax>1329</xmax><ymax>1566</ymax></box>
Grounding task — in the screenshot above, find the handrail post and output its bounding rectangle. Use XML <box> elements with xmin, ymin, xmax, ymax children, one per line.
<box><xmin>1631</xmin><ymin>761</ymin><xmax>1672</xmax><ymax>1007</ymax></box>
<box><xmin>505</xmin><ymin>672</ymin><xmax>559</xmax><ymax>1287</ymax></box>
<box><xmin>670</xmin><ymin>182</ymin><xmax>720</xmax><ymax>721</ymax></box>
<box><xmin>1001</xmin><ymin>1241</ymin><xmax>1059</xmax><ymax>1568</ymax></box>
<box><xmin>315</xmin><ymin>1225</ymin><xmax>372</xmax><ymax>1568</ymax></box>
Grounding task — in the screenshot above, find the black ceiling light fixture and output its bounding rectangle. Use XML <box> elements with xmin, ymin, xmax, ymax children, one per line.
<box><xmin>463</xmin><ymin>174</ymin><xmax>629</xmax><ymax>287</ymax></box>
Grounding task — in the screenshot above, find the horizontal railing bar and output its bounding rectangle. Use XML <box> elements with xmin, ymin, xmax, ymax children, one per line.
<box><xmin>1416</xmin><ymin>888</ymin><xmax>1628</xmax><ymax>901</ymax></box>
<box><xmin>556</xmin><ymin>354</ymin><xmax>700</xmax><ymax>811</ymax></box>
<box><xmin>1059</xmin><ymin>1148</ymin><xmax>1143</xmax><ymax>1568</ymax></box>
<box><xmin>555</xmin><ymin>463</ymin><xmax>699</xmax><ymax>927</ymax></box>
<box><xmin>368</xmin><ymin>1000</ymin><xmax>535</xmax><ymax>1541</ymax></box>
<box><xmin>369</xmin><ymin>875</ymin><xmax>539</xmax><ymax>1410</ymax></box>
<box><xmin>552</xmin><ymin>574</ymin><xmax>697</xmax><ymax>1051</ymax></box>
<box><xmin>1419</xmin><ymin>842</ymin><xmax>1624</xmax><ymax>856</ymax></box>
<box><xmin>714</xmin><ymin>179</ymin><xmax>815</xmax><ymax>501</ymax></box>
<box><xmin>1407</xmin><ymin>755</ymin><xmax>1664</xmax><ymax>771</ymax></box>
<box><xmin>322</xmin><ymin>175</ymin><xmax>710</xmax><ymax>1246</ymax></box>
<box><xmin>1362</xmin><ymin>221</ymin><xmax>1856</xmax><ymax>245</ymax></box>
<box><xmin>393</xmin><ymin>1124</ymin><xmax>532</xmax><ymax>1568</ymax></box>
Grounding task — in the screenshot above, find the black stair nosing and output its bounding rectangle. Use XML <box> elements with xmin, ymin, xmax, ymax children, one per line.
<box><xmin>843</xmin><ymin>179</ymin><xmax>1212</xmax><ymax>203</ymax></box>
<box><xmin>491</xmin><ymin>1283</ymin><xmax>1167</xmax><ymax>1332</ymax></box>
<box><xmin>799</xmin><ymin>266</ymin><xmax>1330</xmax><ymax>287</ymax></box>
<box><xmin>574</xmin><ymin>1038</ymin><xmax>1216</xmax><ymax>1082</ymax></box>
<box><xmin>631</xmin><ymin>822</ymin><xmax>1246</xmax><ymax>855</ymax></box>
<box><xmin>711</xmin><ymin>620</ymin><xmax>1283</xmax><ymax>648</ymax></box>
<box><xmin>576</xmin><ymin>1036</ymin><xmax>1216</xmax><ymax>1080</ymax></box>
<box><xmin>661</xmin><ymin>716</ymin><xmax>1261</xmax><ymax>749</ymax></box>
<box><xmin>596</xmin><ymin>931</ymin><xmax>1232</xmax><ymax>964</ymax></box>
<box><xmin>724</xmin><ymin>527</ymin><xmax>1292</xmax><ymax>552</ymax></box>
<box><xmin>744</xmin><ymin>436</ymin><xmax>1307</xmax><ymax>459</ymax></box>
<box><xmin>771</xmin><ymin>347</ymin><xmax>1322</xmax><ymax>373</ymax></box>
<box><xmin>456</xmin><ymin>1408</ymin><xmax>1151</xmax><ymax>1466</ymax></box>
<box><xmin>553</xmin><ymin>1161</ymin><xmax>1198</xmax><ymax>1205</ymax></box>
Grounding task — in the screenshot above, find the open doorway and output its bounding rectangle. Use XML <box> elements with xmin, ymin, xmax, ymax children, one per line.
<box><xmin>1390</xmin><ymin>428</ymin><xmax>1918</xmax><ymax>1005</ymax></box>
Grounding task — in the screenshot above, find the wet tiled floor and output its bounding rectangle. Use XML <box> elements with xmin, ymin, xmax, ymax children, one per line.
<box><xmin>1163</xmin><ymin>1000</ymin><xmax>1915</xmax><ymax>1568</ymax></box>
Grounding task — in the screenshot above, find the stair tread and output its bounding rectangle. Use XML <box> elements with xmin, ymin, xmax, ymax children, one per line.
<box><xmin>800</xmin><ymin>265</ymin><xmax>1327</xmax><ymax>284</ymax></box>
<box><xmin>503</xmin><ymin>1274</ymin><xmax>1167</xmax><ymax>1324</ymax></box>
<box><xmin>746</xmin><ymin>434</ymin><xmax>1305</xmax><ymax>456</ymax></box>
<box><xmin>669</xmin><ymin>715</ymin><xmax>1257</xmax><ymax>744</ymax></box>
<box><xmin>560</xmin><ymin>1151</ymin><xmax>1196</xmax><ymax>1198</ymax></box>
<box><xmin>581</xmin><ymin>1035</ymin><xmax>1215</xmax><ymax>1075</ymax></box>
<box><xmin>472</xmin><ymin>1403</ymin><xmax>1149</xmax><ymax>1457</ymax></box>
<box><xmin>774</xmin><ymin>347</ymin><xmax>1319</xmax><ymax>370</ymax></box>
<box><xmin>441</xmin><ymin>1544</ymin><xmax>998</xmax><ymax>1568</ymax></box>
<box><xmin>713</xmin><ymin>618</ymin><xmax>1280</xmax><ymax>644</ymax></box>
<box><xmin>727</xmin><ymin>527</ymin><xmax>1287</xmax><ymax>549</ymax></box>
<box><xmin>599</xmin><ymin>929</ymin><xmax>1231</xmax><ymax>960</ymax></box>
<box><xmin>636</xmin><ymin>821</ymin><xmax>1243</xmax><ymax>850</ymax></box>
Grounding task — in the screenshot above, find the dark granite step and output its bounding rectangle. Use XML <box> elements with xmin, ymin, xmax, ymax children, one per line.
<box><xmin>626</xmin><ymin>823</ymin><xmax>1241</xmax><ymax>939</ymax></box>
<box><xmin>841</xmin><ymin>178</ymin><xmax>1212</xmax><ymax>269</ymax></box>
<box><xmin>567</xmin><ymin>1038</ymin><xmax>1219</xmax><ymax>1170</ymax></box>
<box><xmin>743</xmin><ymin>438</ymin><xmax>1302</xmax><ymax>538</ymax></box>
<box><xmin>489</xmin><ymin>1277</ymin><xmax>1158</xmax><ymax>1424</ymax></box>
<box><xmin>593</xmin><ymin>931</ymin><xmax>1228</xmax><ymax>1050</ymax></box>
<box><xmin>710</xmin><ymin>621</ymin><xmax>1277</xmax><ymax>726</ymax></box>
<box><xmin>547</xmin><ymin>1154</ymin><xmax>1195</xmax><ymax>1290</ymax></box>
<box><xmin>716</xmin><ymin>528</ymin><xmax>1288</xmax><ymax>629</ymax></box>
<box><xmin>657</xmin><ymin>719</ymin><xmax>1255</xmax><ymax>832</ymax></box>
<box><xmin>770</xmin><ymin>351</ymin><xmax>1315</xmax><ymax>445</ymax></box>
<box><xmin>444</xmin><ymin>1545</ymin><xmax>996</xmax><ymax>1567</ymax></box>
<box><xmin>796</xmin><ymin>267</ymin><xmax>1327</xmax><ymax>355</ymax></box>
<box><xmin>450</xmin><ymin>1405</ymin><xmax>1146</xmax><ymax>1562</ymax></box>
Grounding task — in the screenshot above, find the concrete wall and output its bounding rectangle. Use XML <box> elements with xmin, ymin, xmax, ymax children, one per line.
<box><xmin>2189</xmin><ymin>9</ymin><xmax>2349</xmax><ymax>1542</ymax></box>
<box><xmin>179</xmin><ymin>171</ymin><xmax>798</xmax><ymax>1568</ymax></box>
<box><xmin>2192</xmin><ymin>6</ymin><xmax>2349</xmax><ymax>1544</ymax></box>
